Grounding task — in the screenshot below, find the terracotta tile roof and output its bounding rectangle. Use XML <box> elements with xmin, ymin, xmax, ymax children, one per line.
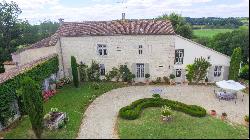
<box><xmin>12</xmin><ymin>19</ymin><xmax>175</xmax><ymax>54</ymax></box>
<box><xmin>0</xmin><ymin>54</ymin><xmax>57</xmax><ymax>84</ymax></box>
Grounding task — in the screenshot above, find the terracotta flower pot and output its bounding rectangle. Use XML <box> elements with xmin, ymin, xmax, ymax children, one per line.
<box><xmin>210</xmin><ymin>110</ymin><xmax>216</xmax><ymax>116</ymax></box>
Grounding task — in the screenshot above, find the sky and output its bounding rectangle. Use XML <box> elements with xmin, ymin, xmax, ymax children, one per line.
<box><xmin>4</xmin><ymin>0</ymin><xmax>250</xmax><ymax>24</ymax></box>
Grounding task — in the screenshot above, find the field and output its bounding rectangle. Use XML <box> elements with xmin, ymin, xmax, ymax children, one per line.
<box><xmin>193</xmin><ymin>29</ymin><xmax>234</xmax><ymax>38</ymax></box>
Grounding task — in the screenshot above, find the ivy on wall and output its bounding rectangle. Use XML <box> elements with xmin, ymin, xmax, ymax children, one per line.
<box><xmin>0</xmin><ymin>55</ymin><xmax>59</xmax><ymax>127</ymax></box>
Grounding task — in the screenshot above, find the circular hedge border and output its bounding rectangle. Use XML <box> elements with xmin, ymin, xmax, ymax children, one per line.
<box><xmin>119</xmin><ymin>97</ymin><xmax>207</xmax><ymax>120</ymax></box>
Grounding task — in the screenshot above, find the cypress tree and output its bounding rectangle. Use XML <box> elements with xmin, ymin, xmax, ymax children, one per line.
<box><xmin>71</xmin><ymin>56</ymin><xmax>79</xmax><ymax>87</ymax></box>
<box><xmin>229</xmin><ymin>47</ymin><xmax>242</xmax><ymax>80</ymax></box>
<box><xmin>21</xmin><ymin>77</ymin><xmax>44</xmax><ymax>138</ymax></box>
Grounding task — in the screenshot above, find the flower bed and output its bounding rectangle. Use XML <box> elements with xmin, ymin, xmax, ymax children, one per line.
<box><xmin>42</xmin><ymin>90</ymin><xmax>57</xmax><ymax>102</ymax></box>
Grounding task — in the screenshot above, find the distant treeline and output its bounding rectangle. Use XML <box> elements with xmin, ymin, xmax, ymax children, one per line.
<box><xmin>185</xmin><ymin>17</ymin><xmax>247</xmax><ymax>29</ymax></box>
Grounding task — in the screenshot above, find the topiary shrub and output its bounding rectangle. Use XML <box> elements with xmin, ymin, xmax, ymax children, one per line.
<box><xmin>71</xmin><ymin>56</ymin><xmax>79</xmax><ymax>88</ymax></box>
<box><xmin>229</xmin><ymin>47</ymin><xmax>242</xmax><ymax>81</ymax></box>
<box><xmin>163</xmin><ymin>76</ymin><xmax>170</xmax><ymax>84</ymax></box>
<box><xmin>20</xmin><ymin>77</ymin><xmax>44</xmax><ymax>138</ymax></box>
<box><xmin>119</xmin><ymin>98</ymin><xmax>206</xmax><ymax>120</ymax></box>
<box><xmin>156</xmin><ymin>77</ymin><xmax>162</xmax><ymax>83</ymax></box>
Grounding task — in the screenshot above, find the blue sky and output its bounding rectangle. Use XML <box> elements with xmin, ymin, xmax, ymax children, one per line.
<box><xmin>5</xmin><ymin>0</ymin><xmax>249</xmax><ymax>24</ymax></box>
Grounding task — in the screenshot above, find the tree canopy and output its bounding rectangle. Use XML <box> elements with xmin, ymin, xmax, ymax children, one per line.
<box><xmin>156</xmin><ymin>13</ymin><xmax>193</xmax><ymax>39</ymax></box>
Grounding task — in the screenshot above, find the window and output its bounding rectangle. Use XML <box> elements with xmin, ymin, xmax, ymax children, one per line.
<box><xmin>175</xmin><ymin>49</ymin><xmax>184</xmax><ymax>64</ymax></box>
<box><xmin>100</xmin><ymin>64</ymin><xmax>105</xmax><ymax>76</ymax></box>
<box><xmin>175</xmin><ymin>69</ymin><xmax>182</xmax><ymax>77</ymax></box>
<box><xmin>136</xmin><ymin>63</ymin><xmax>145</xmax><ymax>78</ymax></box>
<box><xmin>138</xmin><ymin>45</ymin><xmax>143</xmax><ymax>55</ymax></box>
<box><xmin>214</xmin><ymin>66</ymin><xmax>222</xmax><ymax>77</ymax></box>
<box><xmin>97</xmin><ymin>44</ymin><xmax>107</xmax><ymax>56</ymax></box>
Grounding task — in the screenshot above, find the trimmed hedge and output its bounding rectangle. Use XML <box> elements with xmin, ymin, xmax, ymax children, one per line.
<box><xmin>119</xmin><ymin>98</ymin><xmax>206</xmax><ymax>120</ymax></box>
<box><xmin>0</xmin><ymin>55</ymin><xmax>58</xmax><ymax>126</ymax></box>
<box><xmin>71</xmin><ymin>56</ymin><xmax>79</xmax><ymax>88</ymax></box>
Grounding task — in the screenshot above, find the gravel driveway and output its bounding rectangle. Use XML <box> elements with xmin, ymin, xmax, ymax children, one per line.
<box><xmin>77</xmin><ymin>85</ymin><xmax>249</xmax><ymax>139</ymax></box>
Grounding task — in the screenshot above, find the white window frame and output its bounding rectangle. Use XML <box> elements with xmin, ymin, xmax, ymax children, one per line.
<box><xmin>175</xmin><ymin>49</ymin><xmax>184</xmax><ymax>64</ymax></box>
<box><xmin>138</xmin><ymin>45</ymin><xmax>143</xmax><ymax>55</ymax></box>
<box><xmin>97</xmin><ymin>44</ymin><xmax>107</xmax><ymax>56</ymax></box>
<box><xmin>214</xmin><ymin>66</ymin><xmax>222</xmax><ymax>77</ymax></box>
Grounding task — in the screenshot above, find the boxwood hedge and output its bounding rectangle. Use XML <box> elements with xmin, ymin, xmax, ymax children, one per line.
<box><xmin>119</xmin><ymin>97</ymin><xmax>206</xmax><ymax>120</ymax></box>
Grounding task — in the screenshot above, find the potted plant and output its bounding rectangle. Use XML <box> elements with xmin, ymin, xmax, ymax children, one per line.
<box><xmin>145</xmin><ymin>73</ymin><xmax>150</xmax><ymax>85</ymax></box>
<box><xmin>161</xmin><ymin>105</ymin><xmax>172</xmax><ymax>122</ymax></box>
<box><xmin>210</xmin><ymin>110</ymin><xmax>216</xmax><ymax>116</ymax></box>
<box><xmin>244</xmin><ymin>115</ymin><xmax>249</xmax><ymax>126</ymax></box>
<box><xmin>205</xmin><ymin>77</ymin><xmax>208</xmax><ymax>85</ymax></box>
<box><xmin>169</xmin><ymin>74</ymin><xmax>175</xmax><ymax>85</ymax></box>
<box><xmin>221</xmin><ymin>112</ymin><xmax>227</xmax><ymax>121</ymax></box>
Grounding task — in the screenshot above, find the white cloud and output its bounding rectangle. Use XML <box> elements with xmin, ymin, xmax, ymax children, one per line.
<box><xmin>5</xmin><ymin>0</ymin><xmax>249</xmax><ymax>24</ymax></box>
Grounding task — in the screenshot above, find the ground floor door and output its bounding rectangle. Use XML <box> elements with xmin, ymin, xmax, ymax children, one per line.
<box><xmin>175</xmin><ymin>69</ymin><xmax>183</xmax><ymax>83</ymax></box>
<box><xmin>136</xmin><ymin>63</ymin><xmax>145</xmax><ymax>82</ymax></box>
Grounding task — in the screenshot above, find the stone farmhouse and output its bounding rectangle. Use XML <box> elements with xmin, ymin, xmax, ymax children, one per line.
<box><xmin>3</xmin><ymin>19</ymin><xmax>230</xmax><ymax>83</ymax></box>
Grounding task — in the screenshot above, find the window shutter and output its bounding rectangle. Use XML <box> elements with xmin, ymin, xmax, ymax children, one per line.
<box><xmin>182</xmin><ymin>50</ymin><xmax>184</xmax><ymax>64</ymax></box>
<box><xmin>131</xmin><ymin>63</ymin><xmax>136</xmax><ymax>75</ymax></box>
<box><xmin>145</xmin><ymin>63</ymin><xmax>149</xmax><ymax>75</ymax></box>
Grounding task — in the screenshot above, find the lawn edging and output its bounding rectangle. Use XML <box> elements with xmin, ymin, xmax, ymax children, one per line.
<box><xmin>119</xmin><ymin>97</ymin><xmax>207</xmax><ymax>120</ymax></box>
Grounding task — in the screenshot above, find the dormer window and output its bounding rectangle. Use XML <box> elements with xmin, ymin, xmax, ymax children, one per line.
<box><xmin>138</xmin><ymin>45</ymin><xmax>143</xmax><ymax>55</ymax></box>
<box><xmin>97</xmin><ymin>44</ymin><xmax>107</xmax><ymax>56</ymax></box>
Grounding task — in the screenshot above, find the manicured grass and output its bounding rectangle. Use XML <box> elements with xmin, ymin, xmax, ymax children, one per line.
<box><xmin>2</xmin><ymin>82</ymin><xmax>124</xmax><ymax>139</ymax></box>
<box><xmin>118</xmin><ymin>108</ymin><xmax>249</xmax><ymax>139</ymax></box>
<box><xmin>193</xmin><ymin>29</ymin><xmax>234</xmax><ymax>38</ymax></box>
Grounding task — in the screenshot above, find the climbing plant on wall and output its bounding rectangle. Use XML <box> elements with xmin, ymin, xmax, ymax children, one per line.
<box><xmin>0</xmin><ymin>55</ymin><xmax>58</xmax><ymax>127</ymax></box>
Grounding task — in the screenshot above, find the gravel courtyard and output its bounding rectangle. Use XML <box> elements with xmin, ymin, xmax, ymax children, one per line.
<box><xmin>77</xmin><ymin>85</ymin><xmax>249</xmax><ymax>139</ymax></box>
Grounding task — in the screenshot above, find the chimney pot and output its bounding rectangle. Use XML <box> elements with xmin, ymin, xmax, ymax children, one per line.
<box><xmin>122</xmin><ymin>13</ymin><xmax>125</xmax><ymax>20</ymax></box>
<box><xmin>58</xmin><ymin>18</ymin><xmax>64</xmax><ymax>25</ymax></box>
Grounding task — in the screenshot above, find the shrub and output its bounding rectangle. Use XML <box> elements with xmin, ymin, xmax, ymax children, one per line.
<box><xmin>87</xmin><ymin>61</ymin><xmax>100</xmax><ymax>82</ymax></box>
<box><xmin>185</xmin><ymin>57</ymin><xmax>211</xmax><ymax>84</ymax></box>
<box><xmin>105</xmin><ymin>67</ymin><xmax>121</xmax><ymax>82</ymax></box>
<box><xmin>239</xmin><ymin>64</ymin><xmax>249</xmax><ymax>80</ymax></box>
<box><xmin>161</xmin><ymin>105</ymin><xmax>172</xmax><ymax>116</ymax></box>
<box><xmin>119</xmin><ymin>98</ymin><xmax>206</xmax><ymax>120</ymax></box>
<box><xmin>244</xmin><ymin>115</ymin><xmax>249</xmax><ymax>122</ymax></box>
<box><xmin>152</xmin><ymin>94</ymin><xmax>161</xmax><ymax>98</ymax></box>
<box><xmin>156</xmin><ymin>77</ymin><xmax>161</xmax><ymax>83</ymax></box>
<box><xmin>145</xmin><ymin>73</ymin><xmax>150</xmax><ymax>78</ymax></box>
<box><xmin>222</xmin><ymin>112</ymin><xmax>227</xmax><ymax>116</ymax></box>
<box><xmin>78</xmin><ymin>62</ymin><xmax>88</xmax><ymax>82</ymax></box>
<box><xmin>20</xmin><ymin>77</ymin><xmax>44</xmax><ymax>138</ymax></box>
<box><xmin>71</xmin><ymin>56</ymin><xmax>79</xmax><ymax>88</ymax></box>
<box><xmin>119</xmin><ymin>65</ymin><xmax>133</xmax><ymax>82</ymax></box>
<box><xmin>205</xmin><ymin>77</ymin><xmax>208</xmax><ymax>82</ymax></box>
<box><xmin>163</xmin><ymin>76</ymin><xmax>170</xmax><ymax>84</ymax></box>
<box><xmin>170</xmin><ymin>74</ymin><xmax>175</xmax><ymax>79</ymax></box>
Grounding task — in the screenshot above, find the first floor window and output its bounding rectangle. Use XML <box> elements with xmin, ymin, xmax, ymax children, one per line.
<box><xmin>175</xmin><ymin>49</ymin><xmax>184</xmax><ymax>64</ymax></box>
<box><xmin>97</xmin><ymin>44</ymin><xmax>107</xmax><ymax>56</ymax></box>
<box><xmin>138</xmin><ymin>45</ymin><xmax>143</xmax><ymax>55</ymax></box>
<box><xmin>100</xmin><ymin>64</ymin><xmax>105</xmax><ymax>76</ymax></box>
<box><xmin>175</xmin><ymin>69</ymin><xmax>182</xmax><ymax>77</ymax></box>
<box><xmin>214</xmin><ymin>66</ymin><xmax>222</xmax><ymax>77</ymax></box>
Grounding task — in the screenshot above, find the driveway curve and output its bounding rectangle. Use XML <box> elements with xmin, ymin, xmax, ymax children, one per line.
<box><xmin>77</xmin><ymin>85</ymin><xmax>249</xmax><ymax>139</ymax></box>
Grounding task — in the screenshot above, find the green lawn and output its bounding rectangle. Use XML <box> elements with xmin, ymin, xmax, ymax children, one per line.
<box><xmin>118</xmin><ymin>108</ymin><xmax>249</xmax><ymax>139</ymax></box>
<box><xmin>1</xmin><ymin>82</ymin><xmax>124</xmax><ymax>139</ymax></box>
<box><xmin>193</xmin><ymin>29</ymin><xmax>234</xmax><ymax>38</ymax></box>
